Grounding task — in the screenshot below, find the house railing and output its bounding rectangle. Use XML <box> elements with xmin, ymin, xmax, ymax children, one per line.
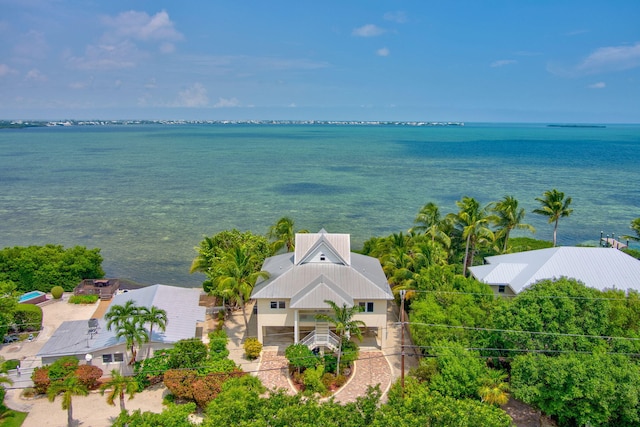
<box><xmin>300</xmin><ymin>330</ymin><xmax>340</xmax><ymax>351</ymax></box>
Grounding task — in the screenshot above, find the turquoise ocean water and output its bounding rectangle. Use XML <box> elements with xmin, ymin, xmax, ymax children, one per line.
<box><xmin>1</xmin><ymin>123</ymin><xmax>638</xmax><ymax>287</ymax></box>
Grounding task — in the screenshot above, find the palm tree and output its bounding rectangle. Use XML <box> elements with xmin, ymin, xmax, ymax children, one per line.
<box><xmin>449</xmin><ymin>197</ymin><xmax>494</xmax><ymax>276</ymax></box>
<box><xmin>478</xmin><ymin>369</ymin><xmax>510</xmax><ymax>406</ymax></box>
<box><xmin>140</xmin><ymin>305</ymin><xmax>168</xmax><ymax>358</ymax></box>
<box><xmin>114</xmin><ymin>320</ymin><xmax>149</xmax><ymax>364</ymax></box>
<box><xmin>100</xmin><ymin>369</ymin><xmax>138</xmax><ymax>412</ymax></box>
<box><xmin>316</xmin><ymin>300</ymin><xmax>366</xmax><ymax>376</ymax></box>
<box><xmin>491</xmin><ymin>195</ymin><xmax>535</xmax><ymax>252</ymax></box>
<box><xmin>267</xmin><ymin>216</ymin><xmax>308</xmax><ymax>254</ymax></box>
<box><xmin>533</xmin><ymin>189</ymin><xmax>573</xmax><ymax>247</ymax></box>
<box><xmin>410</xmin><ymin>202</ymin><xmax>452</xmax><ymax>248</ymax></box>
<box><xmin>47</xmin><ymin>375</ymin><xmax>89</xmax><ymax>427</ymax></box>
<box><xmin>215</xmin><ymin>246</ymin><xmax>269</xmax><ymax>332</ymax></box>
<box><xmin>105</xmin><ymin>300</ymin><xmax>141</xmax><ymax>332</ymax></box>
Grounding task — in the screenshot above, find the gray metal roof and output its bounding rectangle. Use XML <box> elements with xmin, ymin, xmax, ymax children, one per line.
<box><xmin>37</xmin><ymin>285</ymin><xmax>205</xmax><ymax>358</ymax></box>
<box><xmin>469</xmin><ymin>247</ymin><xmax>640</xmax><ymax>294</ymax></box>
<box><xmin>295</xmin><ymin>231</ymin><xmax>351</xmax><ymax>265</ymax></box>
<box><xmin>252</xmin><ymin>233</ymin><xmax>393</xmax><ymax>308</ymax></box>
<box><xmin>290</xmin><ymin>275</ymin><xmax>354</xmax><ymax>309</ymax></box>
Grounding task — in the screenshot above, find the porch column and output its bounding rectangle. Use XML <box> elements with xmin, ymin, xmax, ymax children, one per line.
<box><xmin>294</xmin><ymin>309</ymin><xmax>299</xmax><ymax>344</ymax></box>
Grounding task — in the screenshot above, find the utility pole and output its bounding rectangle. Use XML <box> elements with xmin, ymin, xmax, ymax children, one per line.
<box><xmin>400</xmin><ymin>289</ymin><xmax>405</xmax><ymax>396</ymax></box>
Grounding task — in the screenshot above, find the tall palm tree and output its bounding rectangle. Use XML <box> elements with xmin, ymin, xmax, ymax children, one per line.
<box><xmin>316</xmin><ymin>300</ymin><xmax>366</xmax><ymax>376</ymax></box>
<box><xmin>47</xmin><ymin>375</ymin><xmax>89</xmax><ymax>427</ymax></box>
<box><xmin>216</xmin><ymin>246</ymin><xmax>270</xmax><ymax>332</ymax></box>
<box><xmin>533</xmin><ymin>189</ymin><xmax>573</xmax><ymax>247</ymax></box>
<box><xmin>449</xmin><ymin>197</ymin><xmax>494</xmax><ymax>276</ymax></box>
<box><xmin>100</xmin><ymin>369</ymin><xmax>138</xmax><ymax>412</ymax></box>
<box><xmin>491</xmin><ymin>195</ymin><xmax>535</xmax><ymax>252</ymax></box>
<box><xmin>140</xmin><ymin>305</ymin><xmax>168</xmax><ymax>358</ymax></box>
<box><xmin>115</xmin><ymin>320</ymin><xmax>149</xmax><ymax>364</ymax></box>
<box><xmin>267</xmin><ymin>216</ymin><xmax>308</xmax><ymax>254</ymax></box>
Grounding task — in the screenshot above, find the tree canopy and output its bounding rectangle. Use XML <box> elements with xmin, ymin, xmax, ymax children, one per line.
<box><xmin>0</xmin><ymin>245</ymin><xmax>104</xmax><ymax>292</ymax></box>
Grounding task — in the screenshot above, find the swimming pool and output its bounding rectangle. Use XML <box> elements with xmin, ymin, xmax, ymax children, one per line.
<box><xmin>19</xmin><ymin>291</ymin><xmax>47</xmax><ymax>304</ymax></box>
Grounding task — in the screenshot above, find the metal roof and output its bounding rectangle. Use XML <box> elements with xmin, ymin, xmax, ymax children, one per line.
<box><xmin>295</xmin><ymin>230</ymin><xmax>351</xmax><ymax>265</ymax></box>
<box><xmin>469</xmin><ymin>247</ymin><xmax>640</xmax><ymax>294</ymax></box>
<box><xmin>252</xmin><ymin>232</ymin><xmax>393</xmax><ymax>308</ymax></box>
<box><xmin>37</xmin><ymin>285</ymin><xmax>205</xmax><ymax>358</ymax></box>
<box><xmin>290</xmin><ymin>275</ymin><xmax>354</xmax><ymax>309</ymax></box>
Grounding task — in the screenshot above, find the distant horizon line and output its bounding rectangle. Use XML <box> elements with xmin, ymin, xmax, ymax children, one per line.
<box><xmin>3</xmin><ymin>119</ymin><xmax>639</xmax><ymax>126</ymax></box>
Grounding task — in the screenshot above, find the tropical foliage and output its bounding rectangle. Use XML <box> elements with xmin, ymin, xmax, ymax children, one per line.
<box><xmin>0</xmin><ymin>244</ymin><xmax>104</xmax><ymax>292</ymax></box>
<box><xmin>100</xmin><ymin>369</ymin><xmax>139</xmax><ymax>412</ymax></box>
<box><xmin>316</xmin><ymin>300</ymin><xmax>366</xmax><ymax>376</ymax></box>
<box><xmin>533</xmin><ymin>188</ymin><xmax>573</xmax><ymax>246</ymax></box>
<box><xmin>267</xmin><ymin>216</ymin><xmax>308</xmax><ymax>253</ymax></box>
<box><xmin>105</xmin><ymin>301</ymin><xmax>167</xmax><ymax>364</ymax></box>
<box><xmin>46</xmin><ymin>375</ymin><xmax>89</xmax><ymax>427</ymax></box>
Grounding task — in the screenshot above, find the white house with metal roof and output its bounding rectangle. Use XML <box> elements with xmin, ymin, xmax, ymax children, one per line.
<box><xmin>37</xmin><ymin>284</ymin><xmax>205</xmax><ymax>375</ymax></box>
<box><xmin>251</xmin><ymin>229</ymin><xmax>393</xmax><ymax>349</ymax></box>
<box><xmin>469</xmin><ymin>247</ymin><xmax>640</xmax><ymax>296</ymax></box>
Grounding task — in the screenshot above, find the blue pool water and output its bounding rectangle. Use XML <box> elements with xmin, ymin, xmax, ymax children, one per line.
<box><xmin>19</xmin><ymin>291</ymin><xmax>46</xmax><ymax>302</ymax></box>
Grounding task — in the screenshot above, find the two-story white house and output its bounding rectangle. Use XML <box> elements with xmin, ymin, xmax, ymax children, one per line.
<box><xmin>250</xmin><ymin>229</ymin><xmax>393</xmax><ymax>349</ymax></box>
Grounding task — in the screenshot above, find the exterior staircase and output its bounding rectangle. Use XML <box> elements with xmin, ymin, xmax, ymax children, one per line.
<box><xmin>301</xmin><ymin>322</ymin><xmax>340</xmax><ymax>351</ymax></box>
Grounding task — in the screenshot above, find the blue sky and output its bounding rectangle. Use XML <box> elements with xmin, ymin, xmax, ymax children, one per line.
<box><xmin>1</xmin><ymin>1</ymin><xmax>639</xmax><ymax>122</ymax></box>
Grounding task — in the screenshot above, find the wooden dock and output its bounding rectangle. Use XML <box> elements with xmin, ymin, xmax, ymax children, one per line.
<box><xmin>603</xmin><ymin>237</ymin><xmax>628</xmax><ymax>249</ymax></box>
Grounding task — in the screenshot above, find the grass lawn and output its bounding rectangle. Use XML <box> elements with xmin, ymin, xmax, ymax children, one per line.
<box><xmin>0</xmin><ymin>410</ymin><xmax>28</xmax><ymax>427</ymax></box>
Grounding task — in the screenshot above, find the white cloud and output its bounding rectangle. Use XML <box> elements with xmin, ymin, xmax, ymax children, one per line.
<box><xmin>0</xmin><ymin>63</ymin><xmax>17</xmax><ymax>77</ymax></box>
<box><xmin>66</xmin><ymin>42</ymin><xmax>139</xmax><ymax>70</ymax></box>
<box><xmin>352</xmin><ymin>24</ymin><xmax>386</xmax><ymax>37</ymax></box>
<box><xmin>24</xmin><ymin>68</ymin><xmax>47</xmax><ymax>82</ymax></box>
<box><xmin>214</xmin><ymin>97</ymin><xmax>240</xmax><ymax>108</ymax></box>
<box><xmin>588</xmin><ymin>82</ymin><xmax>606</xmax><ymax>89</ymax></box>
<box><xmin>577</xmin><ymin>42</ymin><xmax>640</xmax><ymax>73</ymax></box>
<box><xmin>102</xmin><ymin>10</ymin><xmax>183</xmax><ymax>43</ymax></box>
<box><xmin>491</xmin><ymin>59</ymin><xmax>517</xmax><ymax>68</ymax></box>
<box><xmin>177</xmin><ymin>83</ymin><xmax>209</xmax><ymax>107</ymax></box>
<box><xmin>384</xmin><ymin>11</ymin><xmax>407</xmax><ymax>23</ymax></box>
<box><xmin>377</xmin><ymin>47</ymin><xmax>390</xmax><ymax>57</ymax></box>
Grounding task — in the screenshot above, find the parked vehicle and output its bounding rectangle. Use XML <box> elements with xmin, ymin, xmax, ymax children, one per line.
<box><xmin>3</xmin><ymin>335</ymin><xmax>18</xmax><ymax>343</ymax></box>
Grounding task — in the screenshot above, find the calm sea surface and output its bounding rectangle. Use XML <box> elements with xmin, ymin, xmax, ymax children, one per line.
<box><xmin>1</xmin><ymin>123</ymin><xmax>638</xmax><ymax>287</ymax></box>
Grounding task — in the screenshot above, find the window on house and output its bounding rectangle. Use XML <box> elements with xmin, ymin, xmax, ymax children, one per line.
<box><xmin>498</xmin><ymin>285</ymin><xmax>506</xmax><ymax>293</ymax></box>
<box><xmin>102</xmin><ymin>354</ymin><xmax>113</xmax><ymax>363</ymax></box>
<box><xmin>113</xmin><ymin>353</ymin><xmax>124</xmax><ymax>362</ymax></box>
<box><xmin>320</xmin><ymin>253</ymin><xmax>326</xmax><ymax>261</ymax></box>
<box><xmin>359</xmin><ymin>302</ymin><xmax>374</xmax><ymax>313</ymax></box>
<box><xmin>270</xmin><ymin>301</ymin><xmax>286</xmax><ymax>309</ymax></box>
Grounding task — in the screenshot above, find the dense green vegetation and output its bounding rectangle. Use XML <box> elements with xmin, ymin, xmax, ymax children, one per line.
<box><xmin>0</xmin><ymin>245</ymin><xmax>104</xmax><ymax>293</ymax></box>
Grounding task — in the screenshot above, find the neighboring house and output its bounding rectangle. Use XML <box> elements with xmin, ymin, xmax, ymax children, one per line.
<box><xmin>250</xmin><ymin>229</ymin><xmax>393</xmax><ymax>349</ymax></box>
<box><xmin>469</xmin><ymin>247</ymin><xmax>640</xmax><ymax>296</ymax></box>
<box><xmin>37</xmin><ymin>284</ymin><xmax>205</xmax><ymax>375</ymax></box>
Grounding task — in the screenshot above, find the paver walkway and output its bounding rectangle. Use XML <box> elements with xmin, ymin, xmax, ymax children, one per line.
<box><xmin>333</xmin><ymin>351</ymin><xmax>392</xmax><ymax>403</ymax></box>
<box><xmin>256</xmin><ymin>350</ymin><xmax>295</xmax><ymax>394</ymax></box>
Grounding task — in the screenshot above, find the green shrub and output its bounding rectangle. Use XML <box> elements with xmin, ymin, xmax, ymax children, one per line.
<box><xmin>208</xmin><ymin>329</ymin><xmax>229</xmax><ymax>359</ymax></box>
<box><xmin>3</xmin><ymin>359</ymin><xmax>20</xmax><ymax>371</ymax></box>
<box><xmin>285</xmin><ymin>344</ymin><xmax>319</xmax><ymax>373</ymax></box>
<box><xmin>323</xmin><ymin>354</ymin><xmax>338</xmax><ymax>374</ymax></box>
<box><xmin>13</xmin><ymin>304</ymin><xmax>43</xmax><ymax>332</ymax></box>
<box><xmin>303</xmin><ymin>365</ymin><xmax>327</xmax><ymax>395</ymax></box>
<box><xmin>321</xmin><ymin>372</ymin><xmax>335</xmax><ymax>390</ymax></box>
<box><xmin>48</xmin><ymin>356</ymin><xmax>79</xmax><ymax>382</ymax></box>
<box><xmin>50</xmin><ymin>285</ymin><xmax>64</xmax><ymax>299</ymax></box>
<box><xmin>75</xmin><ymin>364</ymin><xmax>103</xmax><ymax>389</ymax></box>
<box><xmin>243</xmin><ymin>337</ymin><xmax>262</xmax><ymax>360</ymax></box>
<box><xmin>168</xmin><ymin>339</ymin><xmax>208</xmax><ymax>369</ymax></box>
<box><xmin>334</xmin><ymin>374</ymin><xmax>347</xmax><ymax>387</ymax></box>
<box><xmin>134</xmin><ymin>350</ymin><xmax>172</xmax><ymax>389</ymax></box>
<box><xmin>68</xmin><ymin>294</ymin><xmax>99</xmax><ymax>304</ymax></box>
